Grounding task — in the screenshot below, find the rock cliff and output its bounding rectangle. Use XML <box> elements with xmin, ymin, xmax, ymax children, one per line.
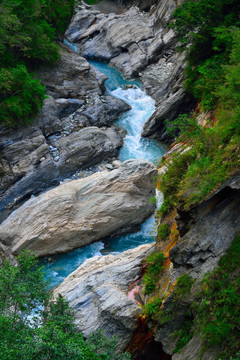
<box><xmin>142</xmin><ymin>163</ymin><xmax>240</xmax><ymax>358</ymax></box>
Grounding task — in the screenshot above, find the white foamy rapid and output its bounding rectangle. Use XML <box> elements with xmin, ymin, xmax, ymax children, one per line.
<box><xmin>42</xmin><ymin>60</ymin><xmax>165</xmax><ymax>287</ymax></box>
<box><xmin>111</xmin><ymin>87</ymin><xmax>164</xmax><ymax>163</ymax></box>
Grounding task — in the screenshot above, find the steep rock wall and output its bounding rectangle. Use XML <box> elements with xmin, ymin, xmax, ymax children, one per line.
<box><xmin>143</xmin><ymin>168</ymin><xmax>240</xmax><ymax>358</ymax></box>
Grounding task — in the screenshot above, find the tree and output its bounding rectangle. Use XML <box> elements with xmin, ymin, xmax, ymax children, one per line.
<box><xmin>0</xmin><ymin>0</ymin><xmax>75</xmax><ymax>127</ymax></box>
<box><xmin>0</xmin><ymin>250</ymin><xmax>130</xmax><ymax>360</ymax></box>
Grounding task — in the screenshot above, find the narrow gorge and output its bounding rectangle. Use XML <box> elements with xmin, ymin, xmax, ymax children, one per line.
<box><xmin>0</xmin><ymin>0</ymin><xmax>239</xmax><ymax>359</ymax></box>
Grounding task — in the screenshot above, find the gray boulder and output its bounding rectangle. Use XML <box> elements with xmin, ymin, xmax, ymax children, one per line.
<box><xmin>0</xmin><ymin>126</ymin><xmax>122</xmax><ymax>223</ymax></box>
<box><xmin>54</xmin><ymin>244</ymin><xmax>154</xmax><ymax>350</ymax></box>
<box><xmin>37</xmin><ymin>49</ymin><xmax>107</xmax><ymax>99</ymax></box>
<box><xmin>0</xmin><ymin>159</ymin><xmax>157</xmax><ymax>256</ymax></box>
<box><xmin>80</xmin><ymin>95</ymin><xmax>131</xmax><ymax>127</ymax></box>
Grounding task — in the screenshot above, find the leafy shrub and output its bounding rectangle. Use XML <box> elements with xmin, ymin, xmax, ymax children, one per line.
<box><xmin>144</xmin><ymin>297</ymin><xmax>162</xmax><ymax>318</ymax></box>
<box><xmin>157</xmin><ymin>223</ymin><xmax>171</xmax><ymax>241</ymax></box>
<box><xmin>0</xmin><ymin>0</ymin><xmax>75</xmax><ymax>127</ymax></box>
<box><xmin>157</xmin><ymin>1</ymin><xmax>240</xmax><ymax>213</ymax></box>
<box><xmin>173</xmin><ymin>319</ymin><xmax>194</xmax><ymax>353</ymax></box>
<box><xmin>143</xmin><ymin>252</ymin><xmax>166</xmax><ymax>295</ymax></box>
<box><xmin>170</xmin><ymin>0</ymin><xmax>239</xmax><ymax>110</ymax></box>
<box><xmin>0</xmin><ymin>250</ymin><xmax>131</xmax><ymax>360</ymax></box>
<box><xmin>193</xmin><ymin>235</ymin><xmax>240</xmax><ymax>358</ymax></box>
<box><xmin>159</xmin><ymin>149</ymin><xmax>197</xmax><ymax>212</ymax></box>
<box><xmin>160</xmin><ymin>32</ymin><xmax>240</xmax><ymax>210</ymax></box>
<box><xmin>0</xmin><ymin>65</ymin><xmax>46</xmax><ymax>126</ymax></box>
<box><xmin>173</xmin><ymin>274</ymin><xmax>194</xmax><ymax>301</ymax></box>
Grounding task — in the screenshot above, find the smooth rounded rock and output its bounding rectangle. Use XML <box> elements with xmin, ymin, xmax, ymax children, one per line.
<box><xmin>0</xmin><ymin>159</ymin><xmax>157</xmax><ymax>256</ymax></box>
<box><xmin>54</xmin><ymin>243</ymin><xmax>154</xmax><ymax>350</ymax></box>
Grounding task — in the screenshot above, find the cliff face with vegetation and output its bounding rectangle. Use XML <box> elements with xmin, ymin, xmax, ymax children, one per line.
<box><xmin>138</xmin><ymin>0</ymin><xmax>240</xmax><ymax>358</ymax></box>
<box><xmin>0</xmin><ymin>0</ymin><xmax>239</xmax><ymax>359</ymax></box>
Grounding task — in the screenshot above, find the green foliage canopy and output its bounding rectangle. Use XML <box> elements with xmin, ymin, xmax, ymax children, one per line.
<box><xmin>0</xmin><ymin>250</ymin><xmax>130</xmax><ymax>360</ymax></box>
<box><xmin>0</xmin><ymin>0</ymin><xmax>75</xmax><ymax>127</ymax></box>
<box><xmin>171</xmin><ymin>0</ymin><xmax>240</xmax><ymax>110</ymax></box>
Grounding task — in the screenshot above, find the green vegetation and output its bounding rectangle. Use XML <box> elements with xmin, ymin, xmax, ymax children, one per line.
<box><xmin>173</xmin><ymin>274</ymin><xmax>194</xmax><ymax>301</ymax></box>
<box><xmin>143</xmin><ymin>297</ymin><xmax>162</xmax><ymax>318</ymax></box>
<box><xmin>0</xmin><ymin>0</ymin><xmax>75</xmax><ymax>127</ymax></box>
<box><xmin>170</xmin><ymin>0</ymin><xmax>239</xmax><ymax>111</ymax></box>
<box><xmin>157</xmin><ymin>223</ymin><xmax>171</xmax><ymax>240</ymax></box>
<box><xmin>143</xmin><ymin>252</ymin><xmax>165</xmax><ymax>295</ymax></box>
<box><xmin>0</xmin><ymin>250</ymin><xmax>130</xmax><ymax>360</ymax></box>
<box><xmin>85</xmin><ymin>0</ymin><xmax>101</xmax><ymax>4</ymax></box>
<box><xmin>158</xmin><ymin>0</ymin><xmax>240</xmax><ymax>213</ymax></box>
<box><xmin>168</xmin><ymin>235</ymin><xmax>240</xmax><ymax>359</ymax></box>
<box><xmin>173</xmin><ymin>319</ymin><xmax>194</xmax><ymax>353</ymax></box>
<box><xmin>0</xmin><ymin>65</ymin><xmax>46</xmax><ymax>127</ymax></box>
<box><xmin>193</xmin><ymin>235</ymin><xmax>240</xmax><ymax>359</ymax></box>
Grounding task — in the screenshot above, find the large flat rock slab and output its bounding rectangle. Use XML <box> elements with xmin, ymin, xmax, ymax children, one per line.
<box><xmin>0</xmin><ymin>159</ymin><xmax>157</xmax><ymax>256</ymax></box>
<box><xmin>54</xmin><ymin>243</ymin><xmax>154</xmax><ymax>350</ymax></box>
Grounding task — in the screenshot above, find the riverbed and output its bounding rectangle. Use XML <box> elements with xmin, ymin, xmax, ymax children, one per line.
<box><xmin>42</xmin><ymin>59</ymin><xmax>166</xmax><ymax>288</ymax></box>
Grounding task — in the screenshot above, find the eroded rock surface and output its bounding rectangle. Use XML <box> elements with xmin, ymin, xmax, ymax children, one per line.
<box><xmin>54</xmin><ymin>244</ymin><xmax>154</xmax><ymax>350</ymax></box>
<box><xmin>148</xmin><ymin>170</ymin><xmax>240</xmax><ymax>355</ymax></box>
<box><xmin>0</xmin><ymin>48</ymin><xmax>130</xmax><ymax>223</ymax></box>
<box><xmin>65</xmin><ymin>2</ymin><xmax>183</xmax><ymax>79</ymax></box>
<box><xmin>171</xmin><ymin>171</ymin><xmax>240</xmax><ymax>272</ymax></box>
<box><xmin>66</xmin><ymin>0</ymin><xmax>192</xmax><ymax>142</ymax></box>
<box><xmin>141</xmin><ymin>51</ymin><xmax>194</xmax><ymax>142</ymax></box>
<box><xmin>0</xmin><ymin>159</ymin><xmax>157</xmax><ymax>256</ymax></box>
<box><xmin>0</xmin><ymin>125</ymin><xmax>122</xmax><ymax>223</ymax></box>
<box><xmin>172</xmin><ymin>335</ymin><xmax>216</xmax><ymax>360</ymax></box>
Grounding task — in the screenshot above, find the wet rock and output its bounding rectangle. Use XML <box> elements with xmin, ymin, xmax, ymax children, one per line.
<box><xmin>80</xmin><ymin>95</ymin><xmax>131</xmax><ymax>126</ymax></box>
<box><xmin>65</xmin><ymin>9</ymin><xmax>100</xmax><ymax>43</ymax></box>
<box><xmin>68</xmin><ymin>6</ymin><xmax>154</xmax><ymax>78</ymax></box>
<box><xmin>52</xmin><ymin>126</ymin><xmax>122</xmax><ymax>174</ymax></box>
<box><xmin>54</xmin><ymin>244</ymin><xmax>154</xmax><ymax>350</ymax></box>
<box><xmin>37</xmin><ymin>96</ymin><xmax>62</xmax><ymax>137</ymax></box>
<box><xmin>0</xmin><ymin>159</ymin><xmax>157</xmax><ymax>256</ymax></box>
<box><xmin>141</xmin><ymin>51</ymin><xmax>194</xmax><ymax>142</ymax></box>
<box><xmin>0</xmin><ymin>125</ymin><xmax>51</xmax><ymax>195</ymax></box>
<box><xmin>55</xmin><ymin>98</ymin><xmax>85</xmax><ymax>119</ymax></box>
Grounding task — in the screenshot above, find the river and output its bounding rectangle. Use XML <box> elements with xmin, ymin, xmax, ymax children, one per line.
<box><xmin>41</xmin><ymin>59</ymin><xmax>166</xmax><ymax>288</ymax></box>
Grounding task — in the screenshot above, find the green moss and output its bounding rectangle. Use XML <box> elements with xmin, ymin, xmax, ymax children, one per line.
<box><xmin>173</xmin><ymin>274</ymin><xmax>194</xmax><ymax>301</ymax></box>
<box><xmin>157</xmin><ymin>224</ymin><xmax>171</xmax><ymax>241</ymax></box>
<box><xmin>143</xmin><ymin>297</ymin><xmax>162</xmax><ymax>318</ymax></box>
<box><xmin>173</xmin><ymin>319</ymin><xmax>194</xmax><ymax>353</ymax></box>
<box><xmin>143</xmin><ymin>252</ymin><xmax>165</xmax><ymax>295</ymax></box>
<box><xmin>84</xmin><ymin>0</ymin><xmax>100</xmax><ymax>4</ymax></box>
<box><xmin>193</xmin><ymin>235</ymin><xmax>240</xmax><ymax>358</ymax></box>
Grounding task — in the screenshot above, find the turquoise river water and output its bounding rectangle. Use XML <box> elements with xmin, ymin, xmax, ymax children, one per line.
<box><xmin>41</xmin><ymin>60</ymin><xmax>166</xmax><ymax>288</ymax></box>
